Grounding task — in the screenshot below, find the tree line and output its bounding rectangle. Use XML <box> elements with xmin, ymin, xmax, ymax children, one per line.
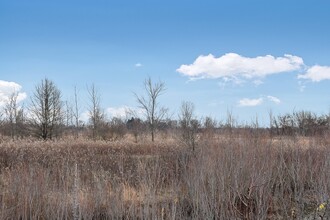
<box><xmin>0</xmin><ymin>78</ymin><xmax>329</xmax><ymax>144</ymax></box>
<box><xmin>0</xmin><ymin>77</ymin><xmax>171</xmax><ymax>142</ymax></box>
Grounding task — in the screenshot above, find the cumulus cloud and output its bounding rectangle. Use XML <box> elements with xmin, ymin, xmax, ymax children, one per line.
<box><xmin>298</xmin><ymin>65</ymin><xmax>330</xmax><ymax>82</ymax></box>
<box><xmin>0</xmin><ymin>80</ymin><xmax>27</xmax><ymax>107</ymax></box>
<box><xmin>177</xmin><ymin>53</ymin><xmax>304</xmax><ymax>80</ymax></box>
<box><xmin>238</xmin><ymin>98</ymin><xmax>263</xmax><ymax>107</ymax></box>
<box><xmin>267</xmin><ymin>95</ymin><xmax>281</xmax><ymax>104</ymax></box>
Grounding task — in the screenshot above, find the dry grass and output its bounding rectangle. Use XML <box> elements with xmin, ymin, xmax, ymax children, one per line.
<box><xmin>0</xmin><ymin>132</ymin><xmax>330</xmax><ymax>219</ymax></box>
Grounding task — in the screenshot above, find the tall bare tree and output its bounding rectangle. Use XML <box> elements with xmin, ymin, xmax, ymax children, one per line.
<box><xmin>30</xmin><ymin>78</ymin><xmax>63</xmax><ymax>140</ymax></box>
<box><xmin>134</xmin><ymin>77</ymin><xmax>167</xmax><ymax>142</ymax></box>
<box><xmin>87</xmin><ymin>84</ymin><xmax>106</xmax><ymax>140</ymax></box>
<box><xmin>179</xmin><ymin>101</ymin><xmax>199</xmax><ymax>151</ymax></box>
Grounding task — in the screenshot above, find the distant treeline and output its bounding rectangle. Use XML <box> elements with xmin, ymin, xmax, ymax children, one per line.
<box><xmin>0</xmin><ymin>78</ymin><xmax>329</xmax><ymax>142</ymax></box>
<box><xmin>270</xmin><ymin>111</ymin><xmax>330</xmax><ymax>136</ymax></box>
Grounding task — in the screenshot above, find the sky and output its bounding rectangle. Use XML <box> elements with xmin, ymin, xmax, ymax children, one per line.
<box><xmin>1</xmin><ymin>0</ymin><xmax>330</xmax><ymax>126</ymax></box>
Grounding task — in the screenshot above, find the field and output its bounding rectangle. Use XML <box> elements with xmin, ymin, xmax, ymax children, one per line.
<box><xmin>0</xmin><ymin>131</ymin><xmax>330</xmax><ymax>219</ymax></box>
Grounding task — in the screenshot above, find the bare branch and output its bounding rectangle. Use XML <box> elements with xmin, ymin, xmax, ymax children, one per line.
<box><xmin>134</xmin><ymin>77</ymin><xmax>167</xmax><ymax>142</ymax></box>
<box><xmin>29</xmin><ymin>78</ymin><xmax>63</xmax><ymax>140</ymax></box>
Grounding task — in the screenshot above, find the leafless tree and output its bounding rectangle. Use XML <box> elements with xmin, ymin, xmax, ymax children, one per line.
<box><xmin>3</xmin><ymin>92</ymin><xmax>25</xmax><ymax>139</ymax></box>
<box><xmin>30</xmin><ymin>78</ymin><xmax>63</xmax><ymax>140</ymax></box>
<box><xmin>134</xmin><ymin>77</ymin><xmax>167</xmax><ymax>142</ymax></box>
<box><xmin>225</xmin><ymin>108</ymin><xmax>235</xmax><ymax>135</ymax></box>
<box><xmin>87</xmin><ymin>84</ymin><xmax>106</xmax><ymax>140</ymax></box>
<box><xmin>179</xmin><ymin>101</ymin><xmax>199</xmax><ymax>151</ymax></box>
<box><xmin>4</xmin><ymin>92</ymin><xmax>18</xmax><ymax>138</ymax></box>
<box><xmin>65</xmin><ymin>100</ymin><xmax>73</xmax><ymax>127</ymax></box>
<box><xmin>73</xmin><ymin>86</ymin><xmax>81</xmax><ymax>137</ymax></box>
<box><xmin>268</xmin><ymin>109</ymin><xmax>274</xmax><ymax>137</ymax></box>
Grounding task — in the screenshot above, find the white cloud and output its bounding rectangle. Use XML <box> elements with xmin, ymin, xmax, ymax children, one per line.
<box><xmin>218</xmin><ymin>76</ymin><xmax>245</xmax><ymax>89</ymax></box>
<box><xmin>106</xmin><ymin>106</ymin><xmax>144</xmax><ymax>119</ymax></box>
<box><xmin>107</xmin><ymin>106</ymin><xmax>131</xmax><ymax>118</ymax></box>
<box><xmin>177</xmin><ymin>53</ymin><xmax>304</xmax><ymax>80</ymax></box>
<box><xmin>0</xmin><ymin>80</ymin><xmax>27</xmax><ymax>107</ymax></box>
<box><xmin>80</xmin><ymin>111</ymin><xmax>90</xmax><ymax>123</ymax></box>
<box><xmin>238</xmin><ymin>98</ymin><xmax>263</xmax><ymax>107</ymax></box>
<box><xmin>238</xmin><ymin>96</ymin><xmax>280</xmax><ymax>107</ymax></box>
<box><xmin>267</xmin><ymin>95</ymin><xmax>281</xmax><ymax>104</ymax></box>
<box><xmin>298</xmin><ymin>65</ymin><xmax>330</xmax><ymax>82</ymax></box>
<box><xmin>79</xmin><ymin>106</ymin><xmax>145</xmax><ymax>123</ymax></box>
<box><xmin>253</xmin><ymin>79</ymin><xmax>264</xmax><ymax>86</ymax></box>
<box><xmin>135</xmin><ymin>63</ymin><xmax>142</xmax><ymax>67</ymax></box>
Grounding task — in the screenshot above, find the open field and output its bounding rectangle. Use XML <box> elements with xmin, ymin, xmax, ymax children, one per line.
<box><xmin>1</xmin><ymin>132</ymin><xmax>330</xmax><ymax>219</ymax></box>
<box><xmin>2</xmin><ymin>0</ymin><xmax>330</xmax><ymax>219</ymax></box>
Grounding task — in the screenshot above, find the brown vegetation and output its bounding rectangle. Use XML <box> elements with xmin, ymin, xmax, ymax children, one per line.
<box><xmin>1</xmin><ymin>77</ymin><xmax>330</xmax><ymax>219</ymax></box>
<box><xmin>0</xmin><ymin>131</ymin><xmax>330</xmax><ymax>219</ymax></box>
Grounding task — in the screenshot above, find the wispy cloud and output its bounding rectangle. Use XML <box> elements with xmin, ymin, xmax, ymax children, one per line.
<box><xmin>218</xmin><ymin>76</ymin><xmax>245</xmax><ymax>89</ymax></box>
<box><xmin>135</xmin><ymin>63</ymin><xmax>143</xmax><ymax>67</ymax></box>
<box><xmin>238</xmin><ymin>98</ymin><xmax>263</xmax><ymax>107</ymax></box>
<box><xmin>298</xmin><ymin>81</ymin><xmax>306</xmax><ymax>92</ymax></box>
<box><xmin>253</xmin><ymin>79</ymin><xmax>264</xmax><ymax>86</ymax></box>
<box><xmin>0</xmin><ymin>80</ymin><xmax>27</xmax><ymax>107</ymax></box>
<box><xmin>298</xmin><ymin>65</ymin><xmax>330</xmax><ymax>82</ymax></box>
<box><xmin>177</xmin><ymin>53</ymin><xmax>304</xmax><ymax>81</ymax></box>
<box><xmin>267</xmin><ymin>95</ymin><xmax>281</xmax><ymax>104</ymax></box>
<box><xmin>237</xmin><ymin>95</ymin><xmax>281</xmax><ymax>107</ymax></box>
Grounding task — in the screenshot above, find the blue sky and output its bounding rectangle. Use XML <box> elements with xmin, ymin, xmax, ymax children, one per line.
<box><xmin>1</xmin><ymin>0</ymin><xmax>330</xmax><ymax>125</ymax></box>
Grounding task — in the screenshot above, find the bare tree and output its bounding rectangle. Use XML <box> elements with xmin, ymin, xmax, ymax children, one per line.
<box><xmin>30</xmin><ymin>78</ymin><xmax>63</xmax><ymax>140</ymax></box>
<box><xmin>179</xmin><ymin>101</ymin><xmax>199</xmax><ymax>151</ymax></box>
<box><xmin>3</xmin><ymin>92</ymin><xmax>25</xmax><ymax>139</ymax></box>
<box><xmin>73</xmin><ymin>86</ymin><xmax>81</xmax><ymax>138</ymax></box>
<box><xmin>87</xmin><ymin>84</ymin><xmax>106</xmax><ymax>140</ymax></box>
<box><xmin>134</xmin><ymin>77</ymin><xmax>167</xmax><ymax>142</ymax></box>
<box><xmin>4</xmin><ymin>92</ymin><xmax>19</xmax><ymax>138</ymax></box>
<box><xmin>65</xmin><ymin>100</ymin><xmax>73</xmax><ymax>127</ymax></box>
<box><xmin>226</xmin><ymin>108</ymin><xmax>235</xmax><ymax>129</ymax></box>
<box><xmin>268</xmin><ymin>109</ymin><xmax>274</xmax><ymax>138</ymax></box>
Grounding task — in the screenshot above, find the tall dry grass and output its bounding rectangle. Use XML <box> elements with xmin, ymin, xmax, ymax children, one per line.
<box><xmin>0</xmin><ymin>132</ymin><xmax>330</xmax><ymax>219</ymax></box>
